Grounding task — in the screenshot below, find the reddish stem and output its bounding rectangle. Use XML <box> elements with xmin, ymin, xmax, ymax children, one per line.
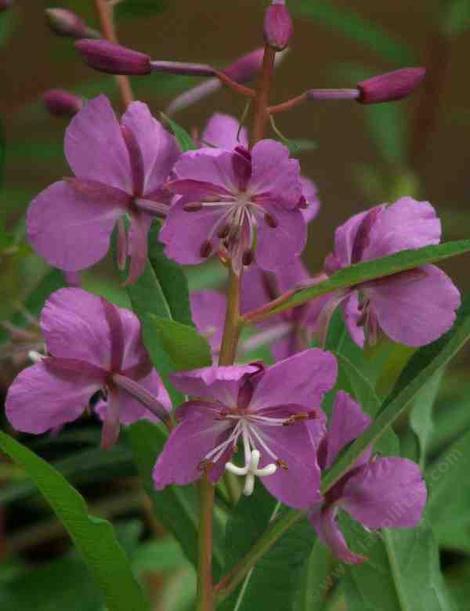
<box><xmin>94</xmin><ymin>0</ymin><xmax>134</xmax><ymax>108</ymax></box>
<box><xmin>268</xmin><ymin>91</ymin><xmax>308</xmax><ymax>114</ymax></box>
<box><xmin>251</xmin><ymin>45</ymin><xmax>276</xmax><ymax>145</ymax></box>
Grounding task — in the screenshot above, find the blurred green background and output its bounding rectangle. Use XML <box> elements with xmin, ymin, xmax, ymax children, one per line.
<box><xmin>0</xmin><ymin>1</ymin><xmax>469</xmax><ymax>609</ymax></box>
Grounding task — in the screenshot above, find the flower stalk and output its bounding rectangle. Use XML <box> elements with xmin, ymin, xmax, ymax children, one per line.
<box><xmin>93</xmin><ymin>0</ymin><xmax>134</xmax><ymax>108</ymax></box>
<box><xmin>251</xmin><ymin>45</ymin><xmax>277</xmax><ymax>144</ymax></box>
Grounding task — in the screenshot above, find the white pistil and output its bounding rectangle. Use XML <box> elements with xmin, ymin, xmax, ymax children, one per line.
<box><xmin>28</xmin><ymin>350</ymin><xmax>45</xmax><ymax>363</ymax></box>
<box><xmin>224</xmin><ymin>423</ymin><xmax>278</xmax><ymax>495</ymax></box>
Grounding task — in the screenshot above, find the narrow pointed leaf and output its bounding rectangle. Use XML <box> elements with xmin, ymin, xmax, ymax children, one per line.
<box><xmin>342</xmin><ymin>517</ymin><xmax>455</xmax><ymax>611</ymax></box>
<box><xmin>245</xmin><ymin>240</ymin><xmax>470</xmax><ymax>323</ymax></box>
<box><xmin>0</xmin><ymin>431</ymin><xmax>148</xmax><ymax>611</ymax></box>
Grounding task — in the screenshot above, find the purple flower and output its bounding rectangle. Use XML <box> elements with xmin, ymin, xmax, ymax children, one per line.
<box><xmin>5</xmin><ymin>288</ymin><xmax>170</xmax><ymax>448</ymax></box>
<box><xmin>241</xmin><ymin>261</ymin><xmax>329</xmax><ymax>360</ymax></box>
<box><xmin>153</xmin><ymin>349</ymin><xmax>337</xmax><ymax>508</ymax></box>
<box><xmin>27</xmin><ymin>95</ymin><xmax>180</xmax><ymax>283</ymax></box>
<box><xmin>199</xmin><ymin>113</ymin><xmax>249</xmax><ymax>150</ymax></box>
<box><xmin>160</xmin><ymin>139</ymin><xmax>306</xmax><ymax>274</ymax></box>
<box><xmin>322</xmin><ymin>197</ymin><xmax>461</xmax><ymax>347</ymax></box>
<box><xmin>309</xmin><ymin>391</ymin><xmax>427</xmax><ymax>564</ymax></box>
<box><xmin>200</xmin><ymin>113</ymin><xmax>320</xmax><ymax>222</ymax></box>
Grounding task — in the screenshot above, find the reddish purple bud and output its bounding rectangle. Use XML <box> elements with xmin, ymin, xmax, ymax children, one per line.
<box><xmin>264</xmin><ymin>0</ymin><xmax>293</xmax><ymax>51</ymax></box>
<box><xmin>43</xmin><ymin>89</ymin><xmax>84</xmax><ymax>117</ymax></box>
<box><xmin>224</xmin><ymin>48</ymin><xmax>265</xmax><ymax>82</ymax></box>
<box><xmin>357</xmin><ymin>67</ymin><xmax>426</xmax><ymax>104</ymax></box>
<box><xmin>45</xmin><ymin>8</ymin><xmax>99</xmax><ymax>39</ymax></box>
<box><xmin>0</xmin><ymin>0</ymin><xmax>12</xmax><ymax>12</ymax></box>
<box><xmin>75</xmin><ymin>39</ymin><xmax>152</xmax><ymax>75</ymax></box>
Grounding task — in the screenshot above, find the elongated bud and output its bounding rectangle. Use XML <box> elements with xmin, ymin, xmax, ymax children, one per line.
<box><xmin>45</xmin><ymin>8</ymin><xmax>99</xmax><ymax>39</ymax></box>
<box><xmin>224</xmin><ymin>47</ymin><xmax>265</xmax><ymax>82</ymax></box>
<box><xmin>75</xmin><ymin>39</ymin><xmax>152</xmax><ymax>75</ymax></box>
<box><xmin>43</xmin><ymin>89</ymin><xmax>84</xmax><ymax>117</ymax></box>
<box><xmin>264</xmin><ymin>0</ymin><xmax>293</xmax><ymax>51</ymax></box>
<box><xmin>357</xmin><ymin>67</ymin><xmax>426</xmax><ymax>104</ymax></box>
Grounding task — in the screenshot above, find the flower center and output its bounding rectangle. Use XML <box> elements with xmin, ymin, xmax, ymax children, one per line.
<box><xmin>202</xmin><ymin>409</ymin><xmax>304</xmax><ymax>495</ymax></box>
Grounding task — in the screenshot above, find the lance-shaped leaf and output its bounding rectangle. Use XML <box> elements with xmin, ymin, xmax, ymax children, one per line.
<box><xmin>146</xmin><ymin>315</ymin><xmax>212</xmax><ymax>372</ymax></box>
<box><xmin>341</xmin><ymin>517</ymin><xmax>455</xmax><ymax>611</ymax></box>
<box><xmin>244</xmin><ymin>240</ymin><xmax>470</xmax><ymax>324</ymax></box>
<box><xmin>0</xmin><ymin>431</ymin><xmax>148</xmax><ymax>611</ymax></box>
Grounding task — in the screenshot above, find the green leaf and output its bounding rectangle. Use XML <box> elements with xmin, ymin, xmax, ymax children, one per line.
<box><xmin>248</xmin><ymin>240</ymin><xmax>470</xmax><ymax>321</ymax></box>
<box><xmin>295</xmin><ymin>539</ymin><xmax>335</xmax><ymax>611</ymax></box>
<box><xmin>443</xmin><ymin>0</ymin><xmax>470</xmax><ymax>35</ymax></box>
<box><xmin>427</xmin><ymin>427</ymin><xmax>470</xmax><ymax>553</ymax></box>
<box><xmin>336</xmin><ymin>353</ymin><xmax>399</xmax><ymax>456</ymax></box>
<box><xmin>342</xmin><ymin>517</ymin><xmax>455</xmax><ymax>611</ymax></box>
<box><xmin>0</xmin><ymin>431</ymin><xmax>148</xmax><ymax>611</ymax></box>
<box><xmin>160</xmin><ymin>113</ymin><xmax>197</xmax><ymax>151</ymax></box>
<box><xmin>125</xmin><ymin>224</ymin><xmax>192</xmax><ymax>326</ymax></box>
<box><xmin>290</xmin><ymin>0</ymin><xmax>414</xmax><ymax>64</ymax></box>
<box><xmin>146</xmin><ymin>315</ymin><xmax>212</xmax><ymax>371</ymax></box>
<box><xmin>126</xmin><ymin>422</ymin><xmax>224</xmax><ymax>576</ymax></box>
<box><xmin>222</xmin><ymin>514</ymin><xmax>314</xmax><ymax>611</ymax></box>
<box><xmin>223</xmin><ymin>485</ymin><xmax>277</xmax><ymax>571</ymax></box>
<box><xmin>322</xmin><ymin>293</ymin><xmax>470</xmax><ymax>494</ymax></box>
<box><xmin>124</xmin><ymin>224</ymin><xmax>193</xmax><ymax>401</ymax></box>
<box><xmin>408</xmin><ymin>371</ymin><xmax>443</xmax><ymax>467</ymax></box>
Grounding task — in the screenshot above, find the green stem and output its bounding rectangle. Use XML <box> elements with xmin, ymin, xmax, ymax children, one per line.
<box><xmin>197</xmin><ymin>476</ymin><xmax>215</xmax><ymax>611</ymax></box>
<box><xmin>218</xmin><ymin>267</ymin><xmax>242</xmax><ymax>366</ymax></box>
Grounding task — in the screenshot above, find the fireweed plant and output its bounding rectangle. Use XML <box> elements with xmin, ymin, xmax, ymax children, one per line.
<box><xmin>2</xmin><ymin>1</ymin><xmax>470</xmax><ymax>610</ymax></box>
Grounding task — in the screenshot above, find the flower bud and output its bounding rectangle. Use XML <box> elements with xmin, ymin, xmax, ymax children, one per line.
<box><xmin>357</xmin><ymin>67</ymin><xmax>426</xmax><ymax>104</ymax></box>
<box><xmin>43</xmin><ymin>89</ymin><xmax>84</xmax><ymax>117</ymax></box>
<box><xmin>263</xmin><ymin>0</ymin><xmax>293</xmax><ymax>51</ymax></box>
<box><xmin>75</xmin><ymin>39</ymin><xmax>152</xmax><ymax>75</ymax></box>
<box><xmin>45</xmin><ymin>8</ymin><xmax>99</xmax><ymax>39</ymax></box>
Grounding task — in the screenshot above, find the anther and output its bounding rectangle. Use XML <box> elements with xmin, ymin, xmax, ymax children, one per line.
<box><xmin>183</xmin><ymin>202</ymin><xmax>203</xmax><ymax>212</ymax></box>
<box><xmin>200</xmin><ymin>240</ymin><xmax>213</xmax><ymax>258</ymax></box>
<box><xmin>276</xmin><ymin>458</ymin><xmax>289</xmax><ymax>470</ymax></box>
<box><xmin>264</xmin><ymin>212</ymin><xmax>279</xmax><ymax>228</ymax></box>
<box><xmin>242</xmin><ymin>249</ymin><xmax>254</xmax><ymax>266</ymax></box>
<box><xmin>217</xmin><ymin>223</ymin><xmax>231</xmax><ymax>239</ymax></box>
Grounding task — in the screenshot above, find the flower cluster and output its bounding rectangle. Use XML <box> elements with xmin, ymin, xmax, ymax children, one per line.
<box><xmin>5</xmin><ymin>0</ymin><xmax>463</xmax><ymax>571</ymax></box>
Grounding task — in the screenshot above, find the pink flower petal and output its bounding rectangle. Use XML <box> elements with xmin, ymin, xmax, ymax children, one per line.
<box><xmin>65</xmin><ymin>95</ymin><xmax>132</xmax><ymax>192</ymax></box>
<box><xmin>326</xmin><ymin>391</ymin><xmax>371</xmax><ymax>468</ymax></box>
<box><xmin>342</xmin><ymin>457</ymin><xmax>427</xmax><ymax>529</ymax></box>
<box><xmin>6</xmin><ymin>361</ymin><xmax>100</xmax><ymax>434</ymax></box>
<box><xmin>256</xmin><ymin>206</ymin><xmax>306</xmax><ymax>272</ymax></box>
<box><xmin>250</xmin><ymin>349</ymin><xmax>337</xmax><ymax>412</ymax></box>
<box><xmin>27</xmin><ymin>180</ymin><xmax>124</xmax><ymax>272</ymax></box>
<box><xmin>201</xmin><ymin>113</ymin><xmax>248</xmax><ymax>150</ymax></box>
<box><xmin>121</xmin><ymin>102</ymin><xmax>180</xmax><ymax>195</ymax></box>
<box><xmin>367</xmin><ymin>265</ymin><xmax>461</xmax><ymax>347</ymax></box>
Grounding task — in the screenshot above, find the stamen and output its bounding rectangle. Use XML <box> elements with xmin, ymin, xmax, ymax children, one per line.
<box><xmin>242</xmin><ymin>249</ymin><xmax>254</xmax><ymax>266</ymax></box>
<box><xmin>264</xmin><ymin>212</ymin><xmax>279</xmax><ymax>228</ymax></box>
<box><xmin>217</xmin><ymin>223</ymin><xmax>231</xmax><ymax>239</ymax></box>
<box><xmin>276</xmin><ymin>458</ymin><xmax>289</xmax><ymax>470</ymax></box>
<box><xmin>183</xmin><ymin>202</ymin><xmax>203</xmax><ymax>212</ymax></box>
<box><xmin>200</xmin><ymin>240</ymin><xmax>213</xmax><ymax>258</ymax></box>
